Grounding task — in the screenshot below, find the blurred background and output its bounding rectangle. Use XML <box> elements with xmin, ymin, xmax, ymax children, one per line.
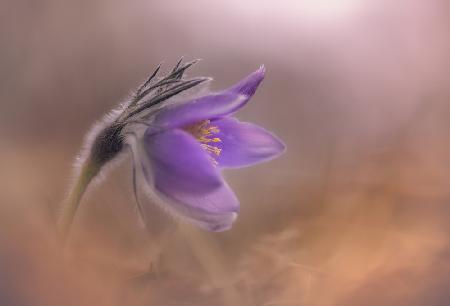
<box><xmin>1</xmin><ymin>0</ymin><xmax>450</xmax><ymax>305</ymax></box>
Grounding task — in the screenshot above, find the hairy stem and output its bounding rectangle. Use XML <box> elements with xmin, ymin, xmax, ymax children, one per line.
<box><xmin>58</xmin><ymin>160</ymin><xmax>100</xmax><ymax>240</ymax></box>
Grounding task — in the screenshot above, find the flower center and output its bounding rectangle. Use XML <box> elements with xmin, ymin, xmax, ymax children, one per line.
<box><xmin>184</xmin><ymin>120</ymin><xmax>222</xmax><ymax>165</ymax></box>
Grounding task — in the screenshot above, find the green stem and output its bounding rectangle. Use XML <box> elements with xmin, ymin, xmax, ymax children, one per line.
<box><xmin>58</xmin><ymin>160</ymin><xmax>100</xmax><ymax>240</ymax></box>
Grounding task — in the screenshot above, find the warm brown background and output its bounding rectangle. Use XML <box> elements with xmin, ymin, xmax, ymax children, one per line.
<box><xmin>1</xmin><ymin>0</ymin><xmax>450</xmax><ymax>305</ymax></box>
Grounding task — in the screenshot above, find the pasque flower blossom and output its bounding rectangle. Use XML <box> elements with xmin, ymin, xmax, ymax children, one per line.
<box><xmin>58</xmin><ymin>59</ymin><xmax>285</xmax><ymax>237</ymax></box>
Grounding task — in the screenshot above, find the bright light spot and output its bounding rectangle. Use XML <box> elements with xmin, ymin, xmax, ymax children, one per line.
<box><xmin>295</xmin><ymin>0</ymin><xmax>364</xmax><ymax>18</ymax></box>
<box><xmin>229</xmin><ymin>0</ymin><xmax>367</xmax><ymax>24</ymax></box>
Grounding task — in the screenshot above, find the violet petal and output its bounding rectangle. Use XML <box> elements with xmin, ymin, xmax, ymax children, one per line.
<box><xmin>153</xmin><ymin>66</ymin><xmax>265</xmax><ymax>129</ymax></box>
<box><xmin>157</xmin><ymin>182</ymin><xmax>239</xmax><ymax>232</ymax></box>
<box><xmin>225</xmin><ymin>65</ymin><xmax>266</xmax><ymax>97</ymax></box>
<box><xmin>143</xmin><ymin>128</ymin><xmax>222</xmax><ymax>195</ymax></box>
<box><xmin>143</xmin><ymin>128</ymin><xmax>240</xmax><ymax>231</ymax></box>
<box><xmin>212</xmin><ymin>117</ymin><xmax>286</xmax><ymax>168</ymax></box>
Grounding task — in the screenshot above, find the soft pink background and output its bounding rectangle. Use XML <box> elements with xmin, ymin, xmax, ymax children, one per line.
<box><xmin>1</xmin><ymin>1</ymin><xmax>449</xmax><ymax>305</ymax></box>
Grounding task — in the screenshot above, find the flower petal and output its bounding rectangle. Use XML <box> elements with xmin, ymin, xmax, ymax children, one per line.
<box><xmin>143</xmin><ymin>128</ymin><xmax>240</xmax><ymax>231</ymax></box>
<box><xmin>153</xmin><ymin>93</ymin><xmax>244</xmax><ymax>129</ymax></box>
<box><xmin>156</xmin><ymin>182</ymin><xmax>239</xmax><ymax>232</ymax></box>
<box><xmin>143</xmin><ymin>128</ymin><xmax>222</xmax><ymax>195</ymax></box>
<box><xmin>212</xmin><ymin>117</ymin><xmax>286</xmax><ymax>168</ymax></box>
<box><xmin>153</xmin><ymin>66</ymin><xmax>266</xmax><ymax>129</ymax></box>
<box><xmin>225</xmin><ymin>65</ymin><xmax>266</xmax><ymax>97</ymax></box>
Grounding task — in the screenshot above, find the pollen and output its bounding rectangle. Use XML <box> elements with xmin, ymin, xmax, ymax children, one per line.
<box><xmin>184</xmin><ymin>120</ymin><xmax>222</xmax><ymax>164</ymax></box>
<box><xmin>200</xmin><ymin>144</ymin><xmax>222</xmax><ymax>155</ymax></box>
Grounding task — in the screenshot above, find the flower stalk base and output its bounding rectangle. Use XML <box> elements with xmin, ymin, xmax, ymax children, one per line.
<box><xmin>57</xmin><ymin>160</ymin><xmax>100</xmax><ymax>240</ymax></box>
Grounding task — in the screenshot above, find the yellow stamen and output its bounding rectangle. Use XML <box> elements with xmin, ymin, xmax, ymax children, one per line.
<box><xmin>184</xmin><ymin>120</ymin><xmax>222</xmax><ymax>165</ymax></box>
<box><xmin>200</xmin><ymin>144</ymin><xmax>222</xmax><ymax>155</ymax></box>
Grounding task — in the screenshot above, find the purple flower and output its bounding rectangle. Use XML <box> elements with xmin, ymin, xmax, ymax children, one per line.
<box><xmin>137</xmin><ymin>66</ymin><xmax>285</xmax><ymax>231</ymax></box>
<box><xmin>58</xmin><ymin>60</ymin><xmax>285</xmax><ymax>238</ymax></box>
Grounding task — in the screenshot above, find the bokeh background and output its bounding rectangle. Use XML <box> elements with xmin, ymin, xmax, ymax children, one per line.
<box><xmin>1</xmin><ymin>0</ymin><xmax>450</xmax><ymax>305</ymax></box>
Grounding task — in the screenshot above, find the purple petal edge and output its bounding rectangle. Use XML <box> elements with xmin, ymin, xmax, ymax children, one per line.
<box><xmin>153</xmin><ymin>66</ymin><xmax>266</xmax><ymax>129</ymax></box>
<box><xmin>225</xmin><ymin>65</ymin><xmax>266</xmax><ymax>98</ymax></box>
<box><xmin>154</xmin><ymin>182</ymin><xmax>240</xmax><ymax>232</ymax></box>
<box><xmin>212</xmin><ymin>117</ymin><xmax>286</xmax><ymax>168</ymax></box>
